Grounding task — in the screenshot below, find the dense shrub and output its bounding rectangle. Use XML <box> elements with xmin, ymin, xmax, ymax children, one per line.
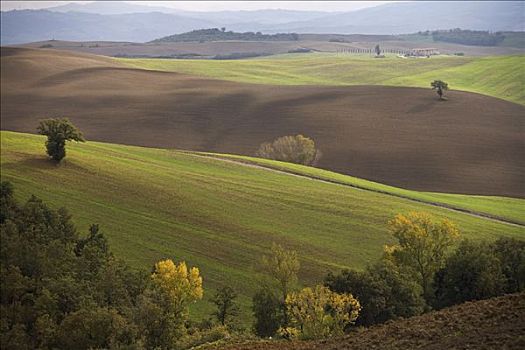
<box><xmin>256</xmin><ymin>135</ymin><xmax>321</xmax><ymax>166</ymax></box>
<box><xmin>284</xmin><ymin>285</ymin><xmax>360</xmax><ymax>340</ymax></box>
<box><xmin>433</xmin><ymin>238</ymin><xmax>525</xmax><ymax>309</ymax></box>
<box><xmin>492</xmin><ymin>237</ymin><xmax>525</xmax><ymax>292</ymax></box>
<box><xmin>252</xmin><ymin>287</ymin><xmax>283</xmax><ymax>337</ymax></box>
<box><xmin>325</xmin><ymin>260</ymin><xmax>425</xmax><ymax>327</ymax></box>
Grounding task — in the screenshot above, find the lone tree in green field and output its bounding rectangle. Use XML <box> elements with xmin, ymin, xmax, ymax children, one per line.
<box><xmin>431</xmin><ymin>80</ymin><xmax>449</xmax><ymax>100</ymax></box>
<box><xmin>37</xmin><ymin>118</ymin><xmax>85</xmax><ymax>162</ymax></box>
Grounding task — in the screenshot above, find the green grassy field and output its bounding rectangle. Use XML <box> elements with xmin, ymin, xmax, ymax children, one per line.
<box><xmin>201</xmin><ymin>153</ymin><xmax>525</xmax><ymax>225</ymax></box>
<box><xmin>2</xmin><ymin>131</ymin><xmax>524</xmax><ymax>323</ymax></box>
<box><xmin>118</xmin><ymin>53</ymin><xmax>525</xmax><ymax>105</ymax></box>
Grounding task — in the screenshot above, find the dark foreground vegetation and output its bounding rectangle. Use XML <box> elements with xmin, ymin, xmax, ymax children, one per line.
<box><xmin>0</xmin><ymin>183</ymin><xmax>224</xmax><ymax>349</ymax></box>
<box><xmin>2</xmin><ymin>178</ymin><xmax>523</xmax><ymax>349</ymax></box>
<box><xmin>151</xmin><ymin>28</ymin><xmax>299</xmax><ymax>43</ymax></box>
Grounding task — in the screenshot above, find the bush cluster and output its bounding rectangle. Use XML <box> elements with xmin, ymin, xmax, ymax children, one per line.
<box><xmin>324</xmin><ymin>212</ymin><xmax>524</xmax><ymax>328</ymax></box>
<box><xmin>256</xmin><ymin>134</ymin><xmax>321</xmax><ymax>166</ymax></box>
<box><xmin>151</xmin><ymin>28</ymin><xmax>299</xmax><ymax>43</ymax></box>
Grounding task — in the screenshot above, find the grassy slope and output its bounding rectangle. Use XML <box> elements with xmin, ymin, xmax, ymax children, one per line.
<box><xmin>118</xmin><ymin>53</ymin><xmax>525</xmax><ymax>105</ymax></box>
<box><xmin>2</xmin><ymin>131</ymin><xmax>524</xmax><ymax>323</ymax></box>
<box><xmin>201</xmin><ymin>153</ymin><xmax>525</xmax><ymax>225</ymax></box>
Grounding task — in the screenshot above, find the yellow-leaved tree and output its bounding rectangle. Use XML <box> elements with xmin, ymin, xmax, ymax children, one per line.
<box><xmin>282</xmin><ymin>285</ymin><xmax>360</xmax><ymax>340</ymax></box>
<box><xmin>151</xmin><ymin>259</ymin><xmax>203</xmax><ymax>317</ymax></box>
<box><xmin>137</xmin><ymin>259</ymin><xmax>204</xmax><ymax>348</ymax></box>
<box><xmin>386</xmin><ymin>212</ymin><xmax>459</xmax><ymax>302</ymax></box>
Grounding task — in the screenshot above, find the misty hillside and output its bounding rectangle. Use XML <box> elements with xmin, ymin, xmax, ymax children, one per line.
<box><xmin>1</xmin><ymin>1</ymin><xmax>524</xmax><ymax>44</ymax></box>
<box><xmin>47</xmin><ymin>2</ymin><xmax>331</xmax><ymax>24</ymax></box>
<box><xmin>263</xmin><ymin>1</ymin><xmax>525</xmax><ymax>34</ymax></box>
<box><xmin>0</xmin><ymin>10</ymin><xmax>215</xmax><ymax>44</ymax></box>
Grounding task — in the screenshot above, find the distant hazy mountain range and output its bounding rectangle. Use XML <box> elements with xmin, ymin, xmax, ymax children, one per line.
<box><xmin>1</xmin><ymin>1</ymin><xmax>523</xmax><ymax>45</ymax></box>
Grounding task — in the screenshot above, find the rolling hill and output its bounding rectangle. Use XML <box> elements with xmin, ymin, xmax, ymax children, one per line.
<box><xmin>119</xmin><ymin>53</ymin><xmax>525</xmax><ymax>105</ymax></box>
<box><xmin>1</xmin><ymin>131</ymin><xmax>523</xmax><ymax>323</ymax></box>
<box><xmin>2</xmin><ymin>48</ymin><xmax>524</xmax><ymax>197</ymax></box>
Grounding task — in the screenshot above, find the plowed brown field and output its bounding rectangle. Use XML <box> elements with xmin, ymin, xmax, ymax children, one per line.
<box><xmin>2</xmin><ymin>47</ymin><xmax>524</xmax><ymax>197</ymax></box>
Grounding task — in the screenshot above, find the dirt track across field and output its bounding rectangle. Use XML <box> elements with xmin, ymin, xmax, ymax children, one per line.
<box><xmin>192</xmin><ymin>153</ymin><xmax>525</xmax><ymax>227</ymax></box>
<box><xmin>209</xmin><ymin>293</ymin><xmax>525</xmax><ymax>350</ymax></box>
<box><xmin>1</xmin><ymin>47</ymin><xmax>524</xmax><ymax>197</ymax></box>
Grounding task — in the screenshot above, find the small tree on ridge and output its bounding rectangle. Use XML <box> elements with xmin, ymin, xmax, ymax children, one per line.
<box><xmin>431</xmin><ymin>80</ymin><xmax>449</xmax><ymax>100</ymax></box>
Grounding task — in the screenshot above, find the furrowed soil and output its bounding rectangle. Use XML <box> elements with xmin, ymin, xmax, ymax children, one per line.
<box><xmin>212</xmin><ymin>293</ymin><xmax>525</xmax><ymax>350</ymax></box>
<box><xmin>2</xmin><ymin>47</ymin><xmax>524</xmax><ymax>197</ymax></box>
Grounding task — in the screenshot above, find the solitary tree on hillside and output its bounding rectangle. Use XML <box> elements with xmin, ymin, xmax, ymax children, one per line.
<box><xmin>431</xmin><ymin>80</ymin><xmax>449</xmax><ymax>100</ymax></box>
<box><xmin>37</xmin><ymin>118</ymin><xmax>85</xmax><ymax>162</ymax></box>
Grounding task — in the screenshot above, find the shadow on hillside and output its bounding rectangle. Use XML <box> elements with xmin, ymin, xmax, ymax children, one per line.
<box><xmin>4</xmin><ymin>156</ymin><xmax>89</xmax><ymax>173</ymax></box>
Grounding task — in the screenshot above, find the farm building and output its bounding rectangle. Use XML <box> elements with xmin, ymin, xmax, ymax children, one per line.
<box><xmin>410</xmin><ymin>48</ymin><xmax>440</xmax><ymax>56</ymax></box>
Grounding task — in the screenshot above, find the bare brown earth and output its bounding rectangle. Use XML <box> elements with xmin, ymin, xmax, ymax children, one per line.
<box><xmin>211</xmin><ymin>293</ymin><xmax>525</xmax><ymax>350</ymax></box>
<box><xmin>1</xmin><ymin>47</ymin><xmax>524</xmax><ymax>197</ymax></box>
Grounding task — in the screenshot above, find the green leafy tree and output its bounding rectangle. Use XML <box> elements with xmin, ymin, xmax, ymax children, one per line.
<box><xmin>212</xmin><ymin>286</ymin><xmax>240</xmax><ymax>326</ymax></box>
<box><xmin>385</xmin><ymin>212</ymin><xmax>459</xmax><ymax>303</ymax></box>
<box><xmin>56</xmin><ymin>307</ymin><xmax>137</xmax><ymax>349</ymax></box>
<box><xmin>325</xmin><ymin>259</ymin><xmax>425</xmax><ymax>326</ymax></box>
<box><xmin>491</xmin><ymin>237</ymin><xmax>525</xmax><ymax>293</ymax></box>
<box><xmin>37</xmin><ymin>118</ymin><xmax>85</xmax><ymax>162</ymax></box>
<box><xmin>433</xmin><ymin>240</ymin><xmax>506</xmax><ymax>308</ymax></box>
<box><xmin>260</xmin><ymin>243</ymin><xmax>300</xmax><ymax>324</ymax></box>
<box><xmin>430</xmin><ymin>80</ymin><xmax>449</xmax><ymax>100</ymax></box>
<box><xmin>252</xmin><ymin>287</ymin><xmax>283</xmax><ymax>338</ymax></box>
